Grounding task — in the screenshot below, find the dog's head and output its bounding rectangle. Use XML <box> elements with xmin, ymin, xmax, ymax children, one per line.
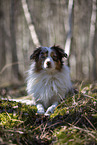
<box><xmin>30</xmin><ymin>45</ymin><xmax>67</xmax><ymax>72</ymax></box>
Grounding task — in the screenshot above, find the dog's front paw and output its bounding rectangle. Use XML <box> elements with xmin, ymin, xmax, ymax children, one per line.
<box><xmin>45</xmin><ymin>107</ymin><xmax>54</xmax><ymax>116</ymax></box>
<box><xmin>45</xmin><ymin>102</ymin><xmax>58</xmax><ymax>116</ymax></box>
<box><xmin>37</xmin><ymin>110</ymin><xmax>45</xmax><ymax>114</ymax></box>
<box><xmin>36</xmin><ymin>104</ymin><xmax>45</xmax><ymax>114</ymax></box>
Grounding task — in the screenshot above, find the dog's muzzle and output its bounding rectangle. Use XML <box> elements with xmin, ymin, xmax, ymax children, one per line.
<box><xmin>44</xmin><ymin>57</ymin><xmax>55</xmax><ymax>69</ymax></box>
<box><xmin>46</xmin><ymin>61</ymin><xmax>51</xmax><ymax>68</ymax></box>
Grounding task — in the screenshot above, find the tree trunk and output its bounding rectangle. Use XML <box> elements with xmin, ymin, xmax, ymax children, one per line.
<box><xmin>88</xmin><ymin>0</ymin><xmax>97</xmax><ymax>80</ymax></box>
<box><xmin>0</xmin><ymin>2</ymin><xmax>6</xmax><ymax>71</ymax></box>
<box><xmin>10</xmin><ymin>0</ymin><xmax>21</xmax><ymax>80</ymax></box>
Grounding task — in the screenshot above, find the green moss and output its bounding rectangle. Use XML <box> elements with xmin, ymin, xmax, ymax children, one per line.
<box><xmin>54</xmin><ymin>125</ymin><xmax>97</xmax><ymax>145</ymax></box>
<box><xmin>0</xmin><ymin>99</ymin><xmax>37</xmax><ymax>128</ymax></box>
<box><xmin>0</xmin><ymin>112</ymin><xmax>21</xmax><ymax>128</ymax></box>
<box><xmin>0</xmin><ymin>82</ymin><xmax>97</xmax><ymax>144</ymax></box>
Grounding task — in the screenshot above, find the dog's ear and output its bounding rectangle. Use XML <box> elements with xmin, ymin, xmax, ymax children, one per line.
<box><xmin>51</xmin><ymin>45</ymin><xmax>68</xmax><ymax>58</ymax></box>
<box><xmin>30</xmin><ymin>47</ymin><xmax>41</xmax><ymax>60</ymax></box>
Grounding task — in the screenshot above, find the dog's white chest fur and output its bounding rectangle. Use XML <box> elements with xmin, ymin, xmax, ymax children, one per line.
<box><xmin>27</xmin><ymin>63</ymin><xmax>72</xmax><ymax>108</ymax></box>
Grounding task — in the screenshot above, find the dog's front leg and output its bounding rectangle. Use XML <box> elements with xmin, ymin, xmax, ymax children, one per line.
<box><xmin>36</xmin><ymin>104</ymin><xmax>45</xmax><ymax>114</ymax></box>
<box><xmin>45</xmin><ymin>102</ymin><xmax>58</xmax><ymax>116</ymax></box>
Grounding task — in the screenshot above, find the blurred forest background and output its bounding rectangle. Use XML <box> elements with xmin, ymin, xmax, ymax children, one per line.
<box><xmin>0</xmin><ymin>0</ymin><xmax>97</xmax><ymax>86</ymax></box>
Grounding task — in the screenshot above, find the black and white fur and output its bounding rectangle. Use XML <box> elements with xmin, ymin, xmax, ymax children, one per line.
<box><xmin>26</xmin><ymin>46</ymin><xmax>72</xmax><ymax>116</ymax></box>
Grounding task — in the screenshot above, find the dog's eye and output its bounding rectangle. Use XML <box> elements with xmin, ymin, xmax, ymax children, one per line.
<box><xmin>52</xmin><ymin>55</ymin><xmax>58</xmax><ymax>61</ymax></box>
<box><xmin>41</xmin><ymin>55</ymin><xmax>45</xmax><ymax>59</ymax></box>
<box><xmin>41</xmin><ymin>54</ymin><xmax>46</xmax><ymax>59</ymax></box>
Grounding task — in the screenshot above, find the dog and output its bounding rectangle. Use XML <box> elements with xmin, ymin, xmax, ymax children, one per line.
<box><xmin>26</xmin><ymin>45</ymin><xmax>72</xmax><ymax>116</ymax></box>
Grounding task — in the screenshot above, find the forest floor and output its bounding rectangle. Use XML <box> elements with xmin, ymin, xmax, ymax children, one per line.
<box><xmin>0</xmin><ymin>81</ymin><xmax>97</xmax><ymax>145</ymax></box>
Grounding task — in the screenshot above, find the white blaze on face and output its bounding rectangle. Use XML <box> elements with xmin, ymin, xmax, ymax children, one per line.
<box><xmin>43</xmin><ymin>47</ymin><xmax>55</xmax><ymax>70</ymax></box>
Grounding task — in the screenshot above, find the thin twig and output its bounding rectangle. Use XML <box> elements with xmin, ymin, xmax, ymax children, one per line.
<box><xmin>68</xmin><ymin>123</ymin><xmax>97</xmax><ymax>140</ymax></box>
<box><xmin>4</xmin><ymin>129</ymin><xmax>24</xmax><ymax>134</ymax></box>
<box><xmin>82</xmin><ymin>115</ymin><xmax>96</xmax><ymax>131</ymax></box>
<box><xmin>47</xmin><ymin>121</ymin><xmax>64</xmax><ymax>129</ymax></box>
<box><xmin>81</xmin><ymin>92</ymin><xmax>97</xmax><ymax>100</ymax></box>
<box><xmin>0</xmin><ymin>60</ymin><xmax>30</xmax><ymax>75</ymax></box>
<box><xmin>6</xmin><ymin>111</ymin><xmax>24</xmax><ymax>123</ymax></box>
<box><xmin>74</xmin><ymin>118</ymin><xmax>82</xmax><ymax>126</ymax></box>
<box><xmin>40</xmin><ymin>123</ymin><xmax>48</xmax><ymax>139</ymax></box>
<box><xmin>0</xmin><ymin>62</ymin><xmax>20</xmax><ymax>75</ymax></box>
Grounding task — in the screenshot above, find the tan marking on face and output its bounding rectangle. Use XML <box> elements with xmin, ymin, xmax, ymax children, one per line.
<box><xmin>50</xmin><ymin>50</ymin><xmax>62</xmax><ymax>71</ymax></box>
<box><xmin>55</xmin><ymin>60</ymin><xmax>62</xmax><ymax>70</ymax></box>
<box><xmin>50</xmin><ymin>51</ymin><xmax>55</xmax><ymax>56</ymax></box>
<box><xmin>35</xmin><ymin>59</ymin><xmax>42</xmax><ymax>72</ymax></box>
<box><xmin>50</xmin><ymin>51</ymin><xmax>57</xmax><ymax>60</ymax></box>
<box><xmin>40</xmin><ymin>50</ymin><xmax>48</xmax><ymax>59</ymax></box>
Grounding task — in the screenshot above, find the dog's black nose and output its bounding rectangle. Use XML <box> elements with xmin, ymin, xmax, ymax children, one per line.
<box><xmin>46</xmin><ymin>61</ymin><xmax>51</xmax><ymax>67</ymax></box>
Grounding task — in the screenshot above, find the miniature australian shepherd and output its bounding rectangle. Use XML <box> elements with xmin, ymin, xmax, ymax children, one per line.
<box><xmin>26</xmin><ymin>45</ymin><xmax>72</xmax><ymax>116</ymax></box>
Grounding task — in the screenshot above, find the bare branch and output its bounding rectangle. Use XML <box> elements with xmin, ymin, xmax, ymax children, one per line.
<box><xmin>64</xmin><ymin>0</ymin><xmax>73</xmax><ymax>56</ymax></box>
<box><xmin>88</xmin><ymin>0</ymin><xmax>97</xmax><ymax>79</ymax></box>
<box><xmin>21</xmin><ymin>0</ymin><xmax>40</xmax><ymax>47</ymax></box>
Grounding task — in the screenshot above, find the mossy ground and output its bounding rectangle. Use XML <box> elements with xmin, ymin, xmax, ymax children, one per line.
<box><xmin>0</xmin><ymin>82</ymin><xmax>97</xmax><ymax>145</ymax></box>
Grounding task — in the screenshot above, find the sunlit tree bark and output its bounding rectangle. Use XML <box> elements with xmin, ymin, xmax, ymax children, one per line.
<box><xmin>88</xmin><ymin>0</ymin><xmax>97</xmax><ymax>80</ymax></box>
<box><xmin>64</xmin><ymin>0</ymin><xmax>73</xmax><ymax>57</ymax></box>
<box><xmin>21</xmin><ymin>0</ymin><xmax>40</xmax><ymax>47</ymax></box>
